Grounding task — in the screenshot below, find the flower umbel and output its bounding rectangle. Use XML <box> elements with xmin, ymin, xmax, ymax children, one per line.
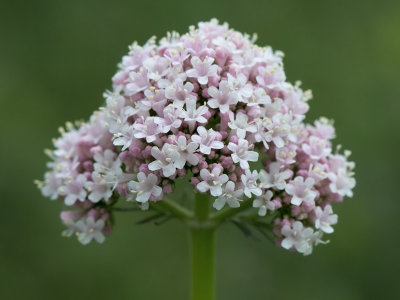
<box><xmin>37</xmin><ymin>19</ymin><xmax>355</xmax><ymax>257</ymax></box>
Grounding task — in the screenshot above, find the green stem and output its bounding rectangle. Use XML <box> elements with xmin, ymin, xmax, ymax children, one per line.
<box><xmin>112</xmin><ymin>206</ymin><xmax>140</xmax><ymax>212</ymax></box>
<box><xmin>190</xmin><ymin>193</ymin><xmax>215</xmax><ymax>300</ymax></box>
<box><xmin>154</xmin><ymin>197</ymin><xmax>193</xmax><ymax>221</ymax></box>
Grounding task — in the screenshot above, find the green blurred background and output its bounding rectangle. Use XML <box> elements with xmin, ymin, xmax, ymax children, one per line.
<box><xmin>1</xmin><ymin>0</ymin><xmax>399</xmax><ymax>299</ymax></box>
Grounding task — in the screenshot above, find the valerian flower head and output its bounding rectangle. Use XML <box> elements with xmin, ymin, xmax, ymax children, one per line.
<box><xmin>38</xmin><ymin>19</ymin><xmax>355</xmax><ymax>254</ymax></box>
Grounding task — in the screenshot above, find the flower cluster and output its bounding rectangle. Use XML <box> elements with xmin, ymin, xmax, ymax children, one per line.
<box><xmin>37</xmin><ymin>19</ymin><xmax>355</xmax><ymax>254</ymax></box>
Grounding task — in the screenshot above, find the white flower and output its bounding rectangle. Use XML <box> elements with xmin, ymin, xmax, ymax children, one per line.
<box><xmin>85</xmin><ymin>171</ymin><xmax>113</xmax><ymax>203</ymax></box>
<box><xmin>157</xmin><ymin>66</ymin><xmax>187</xmax><ymax>89</ymax></box>
<box><xmin>302</xmin><ymin>136</ymin><xmax>331</xmax><ymax>161</ymax></box>
<box><xmin>253</xmin><ymin>190</ymin><xmax>275</xmax><ymax>216</ymax></box>
<box><xmin>142</xmin><ymin>88</ymin><xmax>167</xmax><ymax>116</ymax></box>
<box><xmin>49</xmin><ymin>157</ymin><xmax>79</xmax><ymax>182</ymax></box>
<box><xmin>143</xmin><ymin>56</ymin><xmax>170</xmax><ymax>81</ymax></box>
<box><xmin>308</xmin><ymin>163</ymin><xmax>329</xmax><ymax>184</ymax></box>
<box><xmin>207</xmin><ymin>80</ymin><xmax>239</xmax><ymax>113</ymax></box>
<box><xmin>191</xmin><ymin>126</ymin><xmax>224</xmax><ymax>155</ymax></box>
<box><xmin>76</xmin><ymin>216</ymin><xmax>105</xmax><ymax>245</ymax></box>
<box><xmin>311</xmin><ymin>117</ymin><xmax>335</xmax><ymax>140</ymax></box>
<box><xmin>133</xmin><ymin>117</ymin><xmax>160</xmax><ymax>143</ymax></box>
<box><xmin>94</xmin><ymin>150</ymin><xmax>129</xmax><ymax>190</ymax></box>
<box><xmin>120</xmin><ymin>44</ymin><xmax>148</xmax><ymax>72</ymax></box>
<box><xmin>256</xmin><ymin>63</ymin><xmax>286</xmax><ymax>87</ymax></box>
<box><xmin>228</xmin><ymin>138</ymin><xmax>258</xmax><ymax>169</ymax></box>
<box><xmin>106</xmin><ymin>104</ymin><xmax>136</xmax><ymax>136</ymax></box>
<box><xmin>165</xmin><ymin>79</ymin><xmax>196</xmax><ymax>105</ymax></box>
<box><xmin>265</xmin><ymin>113</ymin><xmax>291</xmax><ymax>148</ymax></box>
<box><xmin>227</xmin><ymin>73</ymin><xmax>253</xmax><ymax>102</ymax></box>
<box><xmin>313</xmin><ymin>205</ymin><xmax>338</xmax><ymax>234</ymax></box>
<box><xmin>60</xmin><ymin>211</ymin><xmax>82</xmax><ymax>237</ymax></box>
<box><xmin>275</xmin><ymin>143</ymin><xmax>297</xmax><ymax>165</ymax></box>
<box><xmin>41</xmin><ymin>172</ymin><xmax>61</xmax><ymax>200</ymax></box>
<box><xmin>179</xmin><ymin>98</ymin><xmax>208</xmax><ymax>132</ymax></box>
<box><xmin>127</xmin><ymin>172</ymin><xmax>162</xmax><ymax>203</ymax></box>
<box><xmin>241</xmin><ymin>169</ymin><xmax>262</xmax><ymax>198</ymax></box>
<box><xmin>126</xmin><ymin>68</ymin><xmax>150</xmax><ymax>95</ymax></box>
<box><xmin>285</xmin><ymin>176</ymin><xmax>316</xmax><ymax>206</ymax></box>
<box><xmin>94</xmin><ymin>149</ymin><xmax>117</xmax><ymax>172</ymax></box>
<box><xmin>154</xmin><ymin>104</ymin><xmax>183</xmax><ymax>134</ymax></box>
<box><xmin>174</xmin><ymin>135</ymin><xmax>199</xmax><ymax>168</ymax></box>
<box><xmin>281</xmin><ymin>221</ymin><xmax>317</xmax><ymax>255</ymax></box>
<box><xmin>254</xmin><ymin>112</ymin><xmax>291</xmax><ymax>150</ymax></box>
<box><xmin>103</xmin><ymin>90</ymin><xmax>133</xmax><ymax>134</ymax></box>
<box><xmin>242</xmin><ymin>87</ymin><xmax>271</xmax><ymax>106</ymax></box>
<box><xmin>59</xmin><ymin>174</ymin><xmax>87</xmax><ymax>206</ymax></box>
<box><xmin>253</xmin><ymin>117</ymin><xmax>273</xmax><ymax>149</ymax></box>
<box><xmin>112</xmin><ymin>124</ymin><xmax>135</xmax><ymax>151</ymax></box>
<box><xmin>186</xmin><ymin>56</ymin><xmax>218</xmax><ymax>85</ymax></box>
<box><xmin>197</xmin><ymin>167</ymin><xmax>229</xmax><ymax>196</ymax></box>
<box><xmin>129</xmin><ymin>100</ymin><xmax>151</xmax><ymax>118</ymax></box>
<box><xmin>259</xmin><ymin>162</ymin><xmax>292</xmax><ymax>190</ymax></box>
<box><xmin>213</xmin><ymin>181</ymin><xmax>243</xmax><ymax>210</ymax></box>
<box><xmin>148</xmin><ymin>144</ymin><xmax>180</xmax><ymax>177</ymax></box>
<box><xmin>329</xmin><ymin>168</ymin><xmax>356</xmax><ymax>197</ymax></box>
<box><xmin>228</xmin><ymin>112</ymin><xmax>257</xmax><ymax>139</ymax></box>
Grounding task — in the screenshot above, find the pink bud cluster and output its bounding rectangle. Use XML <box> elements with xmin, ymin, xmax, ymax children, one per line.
<box><xmin>38</xmin><ymin>19</ymin><xmax>355</xmax><ymax>254</ymax></box>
